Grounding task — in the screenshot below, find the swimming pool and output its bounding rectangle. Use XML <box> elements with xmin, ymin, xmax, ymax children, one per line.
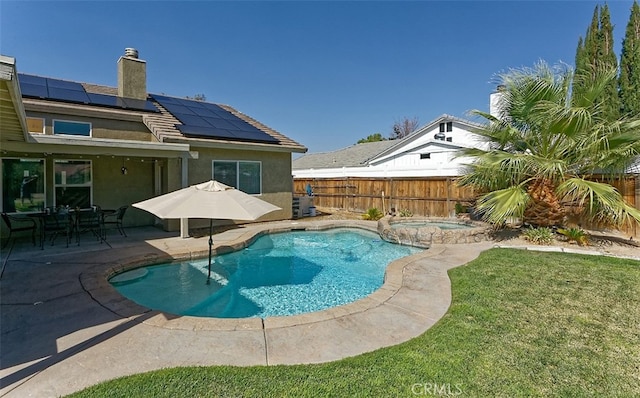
<box><xmin>110</xmin><ymin>228</ymin><xmax>423</xmax><ymax>318</ymax></box>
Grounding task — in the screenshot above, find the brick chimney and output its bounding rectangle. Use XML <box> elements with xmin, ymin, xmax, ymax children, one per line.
<box><xmin>117</xmin><ymin>48</ymin><xmax>146</xmax><ymax>100</ymax></box>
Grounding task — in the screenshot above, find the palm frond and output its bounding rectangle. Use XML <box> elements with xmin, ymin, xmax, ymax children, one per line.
<box><xmin>557</xmin><ymin>178</ymin><xmax>640</xmax><ymax>227</ymax></box>
<box><xmin>571</xmin><ymin>63</ymin><xmax>618</xmax><ymax>107</ymax></box>
<box><xmin>475</xmin><ymin>186</ymin><xmax>529</xmax><ymax>226</ymax></box>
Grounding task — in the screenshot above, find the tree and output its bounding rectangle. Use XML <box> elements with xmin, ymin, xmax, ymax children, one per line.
<box><xmin>573</xmin><ymin>6</ymin><xmax>600</xmax><ymax>105</ymax></box>
<box><xmin>185</xmin><ymin>94</ymin><xmax>206</xmax><ymax>101</ymax></box>
<box><xmin>573</xmin><ymin>4</ymin><xmax>620</xmax><ymax>119</ymax></box>
<box><xmin>390</xmin><ymin>116</ymin><xmax>419</xmax><ymax>140</ymax></box>
<box><xmin>620</xmin><ymin>1</ymin><xmax>640</xmax><ymax>116</ymax></box>
<box><xmin>458</xmin><ymin>61</ymin><xmax>640</xmax><ymax>229</ymax></box>
<box><xmin>357</xmin><ymin>133</ymin><xmax>387</xmax><ymax>144</ymax></box>
<box><xmin>598</xmin><ymin>4</ymin><xmax>621</xmax><ymax>119</ymax></box>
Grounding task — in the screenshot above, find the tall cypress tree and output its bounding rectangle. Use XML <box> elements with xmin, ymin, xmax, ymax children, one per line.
<box><xmin>573</xmin><ymin>4</ymin><xmax>621</xmax><ymax>120</ymax></box>
<box><xmin>573</xmin><ymin>6</ymin><xmax>601</xmax><ymax>105</ymax></box>
<box><xmin>598</xmin><ymin>4</ymin><xmax>621</xmax><ymax>119</ymax></box>
<box><xmin>619</xmin><ymin>1</ymin><xmax>640</xmax><ymax>116</ymax></box>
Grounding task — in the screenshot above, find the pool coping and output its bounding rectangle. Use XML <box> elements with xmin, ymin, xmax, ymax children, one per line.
<box><xmin>80</xmin><ymin>220</ymin><xmax>440</xmax><ymax>332</ymax></box>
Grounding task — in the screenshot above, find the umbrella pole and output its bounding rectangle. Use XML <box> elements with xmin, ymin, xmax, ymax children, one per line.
<box><xmin>207</xmin><ymin>219</ymin><xmax>213</xmax><ymax>284</ymax></box>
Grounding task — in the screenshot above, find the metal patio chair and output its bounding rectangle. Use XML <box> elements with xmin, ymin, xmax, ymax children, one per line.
<box><xmin>42</xmin><ymin>208</ymin><xmax>73</xmax><ymax>248</ymax></box>
<box><xmin>1</xmin><ymin>212</ymin><xmax>37</xmax><ymax>249</ymax></box>
<box><xmin>102</xmin><ymin>205</ymin><xmax>128</xmax><ymax>237</ymax></box>
<box><xmin>76</xmin><ymin>206</ymin><xmax>105</xmax><ymax>245</ymax></box>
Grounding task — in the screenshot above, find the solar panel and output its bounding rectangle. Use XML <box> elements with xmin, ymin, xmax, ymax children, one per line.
<box><xmin>173</xmin><ymin>113</ymin><xmax>211</xmax><ymax>128</ymax></box>
<box><xmin>178</xmin><ymin>98</ymin><xmax>207</xmax><ymax>108</ymax></box>
<box><xmin>46</xmin><ymin>78</ymin><xmax>84</xmax><ymax>91</ymax></box>
<box><xmin>232</xmin><ymin>130</ymin><xmax>269</xmax><ymax>141</ymax></box>
<box><xmin>177</xmin><ymin>125</ymin><xmax>237</xmax><ymax>139</ymax></box>
<box><xmin>228</xmin><ymin>118</ymin><xmax>263</xmax><ymax>133</ymax></box>
<box><xmin>151</xmin><ymin>94</ymin><xmax>279</xmax><ymax>144</ymax></box>
<box><xmin>20</xmin><ymin>82</ymin><xmax>48</xmax><ymax>98</ymax></box>
<box><xmin>87</xmin><ymin>93</ymin><xmax>126</xmax><ymax>108</ymax></box>
<box><xmin>161</xmin><ymin>103</ymin><xmax>198</xmax><ymax>116</ymax></box>
<box><xmin>204</xmin><ymin>103</ymin><xmax>236</xmax><ymax>120</ymax></box>
<box><xmin>190</xmin><ymin>106</ymin><xmax>219</xmax><ymax>117</ymax></box>
<box><xmin>18</xmin><ymin>73</ymin><xmax>159</xmax><ymax>113</ymax></box>
<box><xmin>121</xmin><ymin>97</ymin><xmax>159</xmax><ymax>112</ymax></box>
<box><xmin>48</xmin><ymin>87</ymin><xmax>91</xmax><ymax>103</ymax></box>
<box><xmin>18</xmin><ymin>74</ymin><xmax>47</xmax><ymax>87</ymax></box>
<box><xmin>201</xmin><ymin>117</ymin><xmax>237</xmax><ymax>130</ymax></box>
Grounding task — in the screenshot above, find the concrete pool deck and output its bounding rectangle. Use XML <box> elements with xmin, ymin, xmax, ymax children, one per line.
<box><xmin>1</xmin><ymin>219</ymin><xmax>495</xmax><ymax>397</ymax></box>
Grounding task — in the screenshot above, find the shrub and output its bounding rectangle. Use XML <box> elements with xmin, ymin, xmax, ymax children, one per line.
<box><xmin>557</xmin><ymin>227</ymin><xmax>590</xmax><ymax>246</ymax></box>
<box><xmin>455</xmin><ymin>202</ymin><xmax>468</xmax><ymax>214</ymax></box>
<box><xmin>522</xmin><ymin>226</ymin><xmax>555</xmax><ymax>245</ymax></box>
<box><xmin>362</xmin><ymin>207</ymin><xmax>384</xmax><ymax>221</ymax></box>
<box><xmin>399</xmin><ymin>209</ymin><xmax>413</xmax><ymax>217</ymax></box>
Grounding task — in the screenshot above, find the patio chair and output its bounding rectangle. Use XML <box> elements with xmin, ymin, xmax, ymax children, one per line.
<box><xmin>76</xmin><ymin>206</ymin><xmax>105</xmax><ymax>245</ymax></box>
<box><xmin>1</xmin><ymin>212</ymin><xmax>37</xmax><ymax>249</ymax></box>
<box><xmin>42</xmin><ymin>207</ymin><xmax>73</xmax><ymax>248</ymax></box>
<box><xmin>102</xmin><ymin>205</ymin><xmax>128</xmax><ymax>237</ymax></box>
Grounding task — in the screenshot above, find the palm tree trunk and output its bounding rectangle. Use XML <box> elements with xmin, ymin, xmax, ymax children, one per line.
<box><xmin>524</xmin><ymin>178</ymin><xmax>565</xmax><ymax>227</ymax></box>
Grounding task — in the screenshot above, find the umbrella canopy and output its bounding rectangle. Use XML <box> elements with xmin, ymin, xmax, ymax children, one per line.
<box><xmin>132</xmin><ymin>180</ymin><xmax>281</xmax><ymax>283</ymax></box>
<box><xmin>132</xmin><ymin>180</ymin><xmax>280</xmax><ymax>221</ymax></box>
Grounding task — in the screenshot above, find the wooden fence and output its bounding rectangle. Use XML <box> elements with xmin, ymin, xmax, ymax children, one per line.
<box><xmin>294</xmin><ymin>176</ymin><xmax>639</xmax><ymax>237</ymax></box>
<box><xmin>294</xmin><ymin>177</ymin><xmax>477</xmax><ymax>218</ymax></box>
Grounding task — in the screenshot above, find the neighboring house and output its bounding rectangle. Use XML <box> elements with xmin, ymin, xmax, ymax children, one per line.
<box><xmin>0</xmin><ymin>49</ymin><xmax>306</xmax><ymax>234</ymax></box>
<box><xmin>292</xmin><ymin>115</ymin><xmax>485</xmax><ymax>178</ymax></box>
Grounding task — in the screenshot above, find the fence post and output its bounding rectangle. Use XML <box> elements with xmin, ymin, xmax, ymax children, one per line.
<box><xmin>446</xmin><ymin>178</ymin><xmax>451</xmax><ymax>218</ymax></box>
<box><xmin>390</xmin><ymin>178</ymin><xmax>394</xmax><ymax>215</ymax></box>
<box><xmin>345</xmin><ymin>177</ymin><xmax>349</xmax><ymax>212</ymax></box>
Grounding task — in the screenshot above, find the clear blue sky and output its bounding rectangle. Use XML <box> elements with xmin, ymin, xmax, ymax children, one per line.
<box><xmin>0</xmin><ymin>1</ymin><xmax>636</xmax><ymax>154</ymax></box>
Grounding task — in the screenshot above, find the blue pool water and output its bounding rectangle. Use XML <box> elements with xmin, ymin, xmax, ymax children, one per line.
<box><xmin>110</xmin><ymin>228</ymin><xmax>423</xmax><ymax>318</ymax></box>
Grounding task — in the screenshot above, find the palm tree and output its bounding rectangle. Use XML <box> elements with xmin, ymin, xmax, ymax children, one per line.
<box><xmin>458</xmin><ymin>61</ymin><xmax>640</xmax><ymax>230</ymax></box>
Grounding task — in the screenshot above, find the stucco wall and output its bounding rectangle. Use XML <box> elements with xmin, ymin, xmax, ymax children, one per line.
<box><xmin>183</xmin><ymin>146</ymin><xmax>293</xmax><ymax>230</ymax></box>
<box><xmin>25</xmin><ymin>111</ymin><xmax>154</xmax><ymax>142</ymax></box>
<box><xmin>92</xmin><ymin>155</ymin><xmax>158</xmax><ymax>227</ymax></box>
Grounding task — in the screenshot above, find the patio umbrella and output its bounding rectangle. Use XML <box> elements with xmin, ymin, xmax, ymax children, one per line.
<box><xmin>132</xmin><ymin>180</ymin><xmax>281</xmax><ymax>283</ymax></box>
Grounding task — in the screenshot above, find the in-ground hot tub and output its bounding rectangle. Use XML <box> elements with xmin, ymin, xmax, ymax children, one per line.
<box><xmin>378</xmin><ymin>216</ymin><xmax>492</xmax><ymax>247</ymax></box>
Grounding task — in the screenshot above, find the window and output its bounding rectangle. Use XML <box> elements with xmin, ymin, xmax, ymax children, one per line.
<box><xmin>53</xmin><ymin>120</ymin><xmax>91</xmax><ymax>137</ymax></box>
<box><xmin>446</xmin><ymin>122</ymin><xmax>453</xmax><ymax>132</ymax></box>
<box><xmin>212</xmin><ymin>160</ymin><xmax>261</xmax><ymax>194</ymax></box>
<box><xmin>439</xmin><ymin>123</ymin><xmax>445</xmax><ymax>133</ymax></box>
<box><xmin>1</xmin><ymin>158</ymin><xmax>45</xmax><ymax>213</ymax></box>
<box><xmin>54</xmin><ymin>160</ymin><xmax>92</xmax><ymax>208</ymax></box>
<box><xmin>420</xmin><ymin>153</ymin><xmax>431</xmax><ymax>159</ymax></box>
<box><xmin>27</xmin><ymin>117</ymin><xmax>45</xmax><ymax>134</ymax></box>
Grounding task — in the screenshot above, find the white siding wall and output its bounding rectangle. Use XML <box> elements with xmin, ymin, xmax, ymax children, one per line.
<box><xmin>293</xmin><ymin>151</ymin><xmax>474</xmax><ymax>178</ymax></box>
<box><xmin>292</xmin><ymin>117</ymin><xmax>484</xmax><ymax>179</ymax></box>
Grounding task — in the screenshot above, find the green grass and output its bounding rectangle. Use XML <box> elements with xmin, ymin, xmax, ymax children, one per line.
<box><xmin>68</xmin><ymin>249</ymin><xmax>640</xmax><ymax>397</ymax></box>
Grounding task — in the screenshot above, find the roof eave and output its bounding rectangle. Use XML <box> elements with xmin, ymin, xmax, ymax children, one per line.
<box><xmin>163</xmin><ymin>136</ymin><xmax>307</xmax><ymax>153</ymax></box>
<box><xmin>0</xmin><ymin>56</ymin><xmax>29</xmax><ymax>142</ymax></box>
<box><xmin>3</xmin><ymin>134</ymin><xmax>192</xmax><ymax>158</ymax></box>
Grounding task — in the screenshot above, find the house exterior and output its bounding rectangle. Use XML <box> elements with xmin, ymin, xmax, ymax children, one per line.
<box><xmin>292</xmin><ymin>114</ymin><xmax>485</xmax><ymax>178</ymax></box>
<box><xmin>0</xmin><ymin>49</ymin><xmax>306</xmax><ymax>235</ymax></box>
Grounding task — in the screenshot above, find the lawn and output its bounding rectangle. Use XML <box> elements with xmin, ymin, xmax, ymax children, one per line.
<box><xmin>68</xmin><ymin>248</ymin><xmax>640</xmax><ymax>397</ymax></box>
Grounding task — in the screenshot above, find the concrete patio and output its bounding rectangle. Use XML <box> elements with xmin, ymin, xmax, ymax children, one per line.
<box><xmin>0</xmin><ymin>219</ymin><xmax>494</xmax><ymax>397</ymax></box>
